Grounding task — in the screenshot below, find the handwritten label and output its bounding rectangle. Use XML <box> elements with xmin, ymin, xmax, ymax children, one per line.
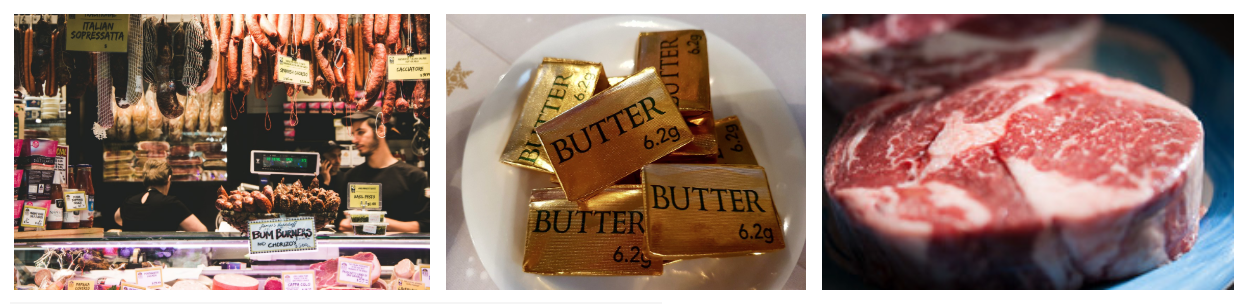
<box><xmin>55</xmin><ymin>146</ymin><xmax>68</xmax><ymax>184</ymax></box>
<box><xmin>335</xmin><ymin>258</ymin><xmax>373</xmax><ymax>287</ymax></box>
<box><xmin>363</xmin><ymin>224</ymin><xmax>377</xmax><ymax>234</ymax></box>
<box><xmin>119</xmin><ymin>282</ymin><xmax>146</xmax><ymax>290</ymax></box>
<box><xmin>276</xmin><ymin>56</ymin><xmax>312</xmax><ymax>86</ymax></box>
<box><xmin>369</xmin><ymin>213</ymin><xmax>380</xmax><ymax>223</ymax></box>
<box><xmin>68</xmin><ymin>279</ymin><xmax>95</xmax><ymax>290</ymax></box>
<box><xmin>348</xmin><ymin>183</ymin><xmax>382</xmax><ymax>210</ymax></box>
<box><xmin>386</xmin><ymin>54</ymin><xmax>431</xmax><ymax>80</ymax></box>
<box><xmin>65</xmin><ymin>191</ymin><xmax>87</xmax><ymax>212</ymax></box>
<box><xmin>66</xmin><ymin>14</ymin><xmax>129</xmax><ymax>52</ymax></box>
<box><xmin>21</xmin><ymin>206</ymin><xmax>46</xmax><ymax>228</ymax></box>
<box><xmin>396</xmin><ymin>278</ymin><xmax>423</xmax><ymax>290</ymax></box>
<box><xmin>247</xmin><ymin>217</ymin><xmax>317</xmax><ymax>254</ymax></box>
<box><xmin>135</xmin><ymin>267</ymin><xmax>163</xmax><ymax>288</ymax></box>
<box><xmin>281</xmin><ymin>270</ymin><xmax>316</xmax><ymax>290</ymax></box>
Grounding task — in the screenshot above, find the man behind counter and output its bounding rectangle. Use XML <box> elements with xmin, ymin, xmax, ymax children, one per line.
<box><xmin>335</xmin><ymin>107</ymin><xmax>429</xmax><ymax>233</ymax></box>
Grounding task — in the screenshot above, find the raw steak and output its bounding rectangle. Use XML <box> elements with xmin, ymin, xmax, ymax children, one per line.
<box><xmin>823</xmin><ymin>14</ymin><xmax>1100</xmax><ymax>112</ymax></box>
<box><xmin>309</xmin><ymin>252</ymin><xmax>382</xmax><ymax>288</ymax></box>
<box><xmin>824</xmin><ymin>70</ymin><xmax>1204</xmax><ymax>289</ymax></box>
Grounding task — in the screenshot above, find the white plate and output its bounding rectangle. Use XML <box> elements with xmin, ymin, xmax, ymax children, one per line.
<box><xmin>462</xmin><ymin>16</ymin><xmax>806</xmax><ymax>290</ymax></box>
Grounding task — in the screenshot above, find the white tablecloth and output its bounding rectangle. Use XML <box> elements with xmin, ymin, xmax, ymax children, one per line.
<box><xmin>445</xmin><ymin>14</ymin><xmax>806</xmax><ymax>290</ymax></box>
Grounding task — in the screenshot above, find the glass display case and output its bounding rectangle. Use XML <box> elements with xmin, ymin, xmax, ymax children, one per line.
<box><xmin>15</xmin><ymin>232</ymin><xmax>430</xmax><ymax>290</ymax></box>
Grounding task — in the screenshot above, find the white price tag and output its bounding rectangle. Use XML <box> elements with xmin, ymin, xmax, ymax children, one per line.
<box><xmin>363</xmin><ymin>224</ymin><xmax>377</xmax><ymax>234</ymax></box>
<box><xmin>134</xmin><ymin>267</ymin><xmax>163</xmax><ymax>288</ymax></box>
<box><xmin>281</xmin><ymin>270</ymin><xmax>316</xmax><ymax>290</ymax></box>
<box><xmin>335</xmin><ymin>258</ymin><xmax>373</xmax><ymax>287</ymax></box>
<box><xmin>65</xmin><ymin>191</ymin><xmax>87</xmax><ymax>212</ymax></box>
<box><xmin>20</xmin><ymin>206</ymin><xmax>47</xmax><ymax>228</ymax></box>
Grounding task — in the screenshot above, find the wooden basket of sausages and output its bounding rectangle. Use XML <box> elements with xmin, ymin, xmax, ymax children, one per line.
<box><xmin>218</xmin><ymin>210</ymin><xmax>338</xmax><ymax>234</ymax></box>
<box><xmin>215</xmin><ymin>177</ymin><xmax>342</xmax><ymax>233</ymax></box>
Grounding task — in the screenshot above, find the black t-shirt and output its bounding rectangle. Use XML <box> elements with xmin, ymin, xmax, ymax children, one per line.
<box><xmin>335</xmin><ymin>161</ymin><xmax>429</xmax><ymax>231</ymax></box>
<box><xmin>121</xmin><ymin>189</ymin><xmax>194</xmax><ymax>232</ymax></box>
<box><xmin>322</xmin><ymin>171</ymin><xmax>348</xmax><ymax>195</ymax></box>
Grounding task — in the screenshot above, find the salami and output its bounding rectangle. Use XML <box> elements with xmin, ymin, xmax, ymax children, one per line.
<box><xmin>338</xmin><ymin>14</ymin><xmax>348</xmax><ymax>43</ymax></box>
<box><xmin>315</xmin><ymin>14</ymin><xmax>338</xmax><ymax>40</ymax></box>
<box><xmin>259</xmin><ymin>14</ymin><xmax>278</xmax><ymax>38</ymax></box>
<box><xmin>301</xmin><ymin>14</ymin><xmax>315</xmax><ymax>46</ymax></box>
<box><xmin>241</xmin><ymin>36</ymin><xmax>254</xmax><ymax>94</ymax></box>
<box><xmin>247</xmin><ymin>14</ymin><xmax>277</xmax><ymax>53</ymax></box>
<box><xmin>362</xmin><ymin>43</ymin><xmax>387</xmax><ymax>108</ymax></box>
<box><xmin>231</xmin><ymin>14</ymin><xmax>245</xmax><ymax>40</ymax></box>
<box><xmin>386</xmin><ymin>14</ymin><xmax>401</xmax><ymax>49</ymax></box>
<box><xmin>313</xmin><ymin>32</ymin><xmax>336</xmax><ymax>85</ymax></box>
<box><xmin>291</xmin><ymin>14</ymin><xmax>304</xmax><ymax>46</ymax></box>
<box><xmin>219</xmin><ymin>14</ymin><xmax>232</xmax><ymax>53</ymax></box>
<box><xmin>277</xmin><ymin>14</ymin><xmax>291</xmax><ymax>46</ymax></box>
<box><xmin>362</xmin><ymin>14</ymin><xmax>374</xmax><ymax>53</ymax></box>
<box><xmin>344</xmin><ymin>47</ymin><xmax>357</xmax><ymax>101</ymax></box>
<box><xmin>227</xmin><ymin>39</ymin><xmax>238</xmax><ymax>93</ymax></box>
<box><xmin>373</xmin><ymin>14</ymin><xmax>388</xmax><ymax>42</ymax></box>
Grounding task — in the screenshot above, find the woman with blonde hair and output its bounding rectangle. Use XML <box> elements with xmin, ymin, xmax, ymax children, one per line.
<box><xmin>114</xmin><ymin>159</ymin><xmax>208</xmax><ymax>232</ymax></box>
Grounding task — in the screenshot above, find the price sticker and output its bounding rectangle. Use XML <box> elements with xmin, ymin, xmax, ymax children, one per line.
<box><xmin>396</xmin><ymin>278</ymin><xmax>424</xmax><ymax>290</ymax></box>
<box><xmin>65</xmin><ymin>14</ymin><xmax>129</xmax><ymax>52</ymax></box>
<box><xmin>65</xmin><ymin>191</ymin><xmax>87</xmax><ymax>212</ymax></box>
<box><xmin>119</xmin><ymin>282</ymin><xmax>147</xmax><ymax>290</ymax></box>
<box><xmin>280</xmin><ymin>270</ymin><xmax>316</xmax><ymax>290</ymax></box>
<box><xmin>134</xmin><ymin>267</ymin><xmax>163</xmax><ymax>288</ymax></box>
<box><xmin>347</xmin><ymin>183</ymin><xmax>382</xmax><ymax>210</ymax></box>
<box><xmin>277</xmin><ymin>56</ymin><xmax>312</xmax><ymax>86</ymax></box>
<box><xmin>335</xmin><ymin>258</ymin><xmax>374</xmax><ymax>288</ymax></box>
<box><xmin>68</xmin><ymin>279</ymin><xmax>95</xmax><ymax>290</ymax></box>
<box><xmin>20</xmin><ymin>206</ymin><xmax>47</xmax><ymax>228</ymax></box>
<box><xmin>386</xmin><ymin>54</ymin><xmax>431</xmax><ymax>80</ymax></box>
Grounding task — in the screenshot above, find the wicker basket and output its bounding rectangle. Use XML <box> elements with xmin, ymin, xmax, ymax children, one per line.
<box><xmin>218</xmin><ymin>210</ymin><xmax>338</xmax><ymax>233</ymax></box>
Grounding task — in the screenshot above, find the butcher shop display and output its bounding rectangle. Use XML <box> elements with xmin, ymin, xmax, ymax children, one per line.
<box><xmin>823</xmin><ymin>15</ymin><xmax>1220</xmax><ymax>289</ymax></box>
<box><xmin>14</xmin><ymin>14</ymin><xmax>432</xmax><ymax>292</ymax></box>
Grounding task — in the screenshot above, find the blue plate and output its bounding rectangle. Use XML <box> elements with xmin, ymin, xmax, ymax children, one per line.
<box><xmin>823</xmin><ymin>15</ymin><xmax>1234</xmax><ymax>290</ymax></box>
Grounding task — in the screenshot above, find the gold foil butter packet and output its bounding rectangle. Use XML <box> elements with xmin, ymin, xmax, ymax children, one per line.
<box><xmin>536</xmin><ymin>67</ymin><xmax>693</xmax><ymax>202</ymax></box>
<box><xmin>523</xmin><ymin>185</ymin><xmax>662</xmax><ymax>276</ymax></box>
<box><xmin>642</xmin><ymin>164</ymin><xmax>785</xmax><ymax>258</ymax></box>
<box><xmin>714</xmin><ymin>116</ymin><xmax>758</xmax><ymax>165</ymax></box>
<box><xmin>658</xmin><ymin>111</ymin><xmax>718</xmax><ymax>164</ymax></box>
<box><xmin>636</xmin><ymin>30</ymin><xmax>712</xmax><ymax>113</ymax></box>
<box><xmin>501</xmin><ymin>58</ymin><xmax>611</xmax><ymax>173</ymax></box>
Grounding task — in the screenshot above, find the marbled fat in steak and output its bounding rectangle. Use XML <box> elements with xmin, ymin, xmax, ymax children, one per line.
<box><xmin>823</xmin><ymin>15</ymin><xmax>1101</xmax><ymax>112</ymax></box>
<box><xmin>824</xmin><ymin>70</ymin><xmax>1204</xmax><ymax>289</ymax></box>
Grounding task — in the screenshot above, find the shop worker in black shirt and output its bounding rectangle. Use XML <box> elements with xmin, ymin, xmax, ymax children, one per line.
<box><xmin>317</xmin><ymin>141</ymin><xmax>348</xmax><ymax>192</ymax></box>
<box><xmin>336</xmin><ymin>107</ymin><xmax>429</xmax><ymax>233</ymax></box>
<box><xmin>115</xmin><ymin>159</ymin><xmax>208</xmax><ymax>232</ymax></box>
